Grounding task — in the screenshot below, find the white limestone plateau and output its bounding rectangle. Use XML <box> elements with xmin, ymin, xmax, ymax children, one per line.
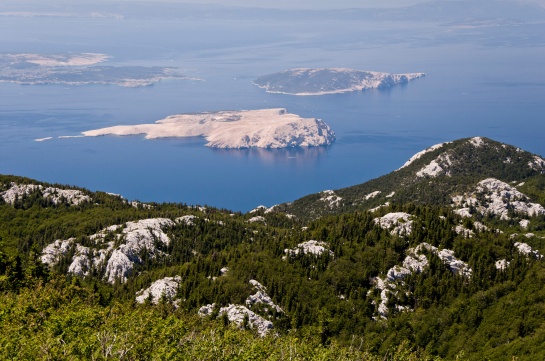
<box><xmin>373</xmin><ymin>242</ymin><xmax>471</xmax><ymax>318</ymax></box>
<box><xmin>135</xmin><ymin>276</ymin><xmax>181</xmax><ymax>304</ymax></box>
<box><xmin>41</xmin><ymin>218</ymin><xmax>176</xmax><ymax>283</ymax></box>
<box><xmin>1</xmin><ymin>183</ymin><xmax>90</xmax><ymax>206</ymax></box>
<box><xmin>284</xmin><ymin>240</ymin><xmax>333</xmax><ymax>258</ymax></box>
<box><xmin>452</xmin><ymin>178</ymin><xmax>545</xmax><ymax>220</ymax></box>
<box><xmin>374</xmin><ymin>212</ymin><xmax>414</xmax><ymax>236</ymax></box>
<box><xmin>319</xmin><ymin>190</ymin><xmax>343</xmax><ymax>208</ymax></box>
<box><xmin>81</xmin><ymin>108</ymin><xmax>335</xmax><ymax>149</ymax></box>
<box><xmin>253</xmin><ymin>68</ymin><xmax>425</xmax><ymax>96</ymax></box>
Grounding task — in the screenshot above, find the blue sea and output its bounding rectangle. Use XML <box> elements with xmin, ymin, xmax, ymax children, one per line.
<box><xmin>1</xmin><ymin>14</ymin><xmax>545</xmax><ymax>212</ymax></box>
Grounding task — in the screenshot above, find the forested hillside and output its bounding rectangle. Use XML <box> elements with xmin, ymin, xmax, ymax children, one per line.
<box><xmin>2</xmin><ymin>137</ymin><xmax>545</xmax><ymax>360</ymax></box>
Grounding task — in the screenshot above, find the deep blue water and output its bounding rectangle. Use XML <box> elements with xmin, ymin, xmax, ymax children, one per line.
<box><xmin>1</xmin><ymin>15</ymin><xmax>545</xmax><ymax>211</ymax></box>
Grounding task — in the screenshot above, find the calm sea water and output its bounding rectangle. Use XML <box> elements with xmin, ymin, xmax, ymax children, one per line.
<box><xmin>1</xmin><ymin>15</ymin><xmax>544</xmax><ymax>211</ymax></box>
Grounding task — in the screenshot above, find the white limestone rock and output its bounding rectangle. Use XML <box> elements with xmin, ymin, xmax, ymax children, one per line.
<box><xmin>246</xmin><ymin>280</ymin><xmax>283</xmax><ymax>313</ymax></box>
<box><xmin>454</xmin><ymin>225</ymin><xmax>475</xmax><ymax>238</ymax></box>
<box><xmin>248</xmin><ymin>216</ymin><xmax>266</xmax><ymax>223</ymax></box>
<box><xmin>528</xmin><ymin>155</ymin><xmax>545</xmax><ymax>171</ymax></box>
<box><xmin>520</xmin><ymin>219</ymin><xmax>530</xmax><ymax>229</ymax></box>
<box><xmin>374</xmin><ymin>212</ymin><xmax>413</xmax><ymax>236</ymax></box>
<box><xmin>364</xmin><ymin>191</ymin><xmax>381</xmax><ymax>200</ymax></box>
<box><xmin>249</xmin><ymin>205</ymin><xmax>267</xmax><ymax>213</ymax></box>
<box><xmin>469</xmin><ymin>136</ymin><xmax>485</xmax><ymax>148</ymax></box>
<box><xmin>319</xmin><ymin>190</ymin><xmax>343</xmax><ymax>208</ymax></box>
<box><xmin>416</xmin><ymin>152</ymin><xmax>453</xmax><ymax>178</ymax></box>
<box><xmin>82</xmin><ymin>108</ymin><xmax>335</xmax><ymax>149</ymax></box>
<box><xmin>41</xmin><ymin>239</ymin><xmax>74</xmax><ymax>266</ymax></box>
<box><xmin>104</xmin><ymin>218</ymin><xmax>175</xmax><ymax>283</ymax></box>
<box><xmin>452</xmin><ymin>178</ymin><xmax>545</xmax><ymax>220</ymax></box>
<box><xmin>198</xmin><ymin>304</ymin><xmax>216</xmax><ymax>317</ymax></box>
<box><xmin>41</xmin><ymin>218</ymin><xmax>176</xmax><ymax>284</ymax></box>
<box><xmin>198</xmin><ymin>303</ymin><xmax>274</xmax><ymax>337</ymax></box>
<box><xmin>1</xmin><ymin>183</ymin><xmax>90</xmax><ymax>206</ymax></box>
<box><xmin>176</xmin><ymin>215</ymin><xmax>198</xmax><ymax>226</ymax></box>
<box><xmin>399</xmin><ymin>142</ymin><xmax>450</xmax><ymax>170</ymax></box>
<box><xmin>135</xmin><ymin>276</ymin><xmax>181</xmax><ymax>304</ymax></box>
<box><xmin>369</xmin><ymin>202</ymin><xmax>390</xmax><ymax>213</ymax></box>
<box><xmin>284</xmin><ymin>240</ymin><xmax>333</xmax><ymax>257</ymax></box>
<box><xmin>514</xmin><ymin>242</ymin><xmax>542</xmax><ymax>258</ymax></box>
<box><xmin>372</xmin><ymin>242</ymin><xmax>471</xmax><ymax>318</ymax></box>
<box><xmin>495</xmin><ymin>259</ymin><xmax>510</xmax><ymax>270</ymax></box>
<box><xmin>219</xmin><ymin>304</ymin><xmax>274</xmax><ymax>337</ymax></box>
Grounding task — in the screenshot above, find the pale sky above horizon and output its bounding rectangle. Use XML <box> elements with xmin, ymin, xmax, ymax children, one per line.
<box><xmin>118</xmin><ymin>0</ymin><xmax>428</xmax><ymax>9</ymax></box>
<box><xmin>112</xmin><ymin>0</ymin><xmax>545</xmax><ymax>9</ymax></box>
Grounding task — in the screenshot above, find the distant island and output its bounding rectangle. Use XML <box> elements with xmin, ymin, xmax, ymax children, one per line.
<box><xmin>79</xmin><ymin>108</ymin><xmax>335</xmax><ymax>149</ymax></box>
<box><xmin>253</xmin><ymin>68</ymin><xmax>425</xmax><ymax>95</ymax></box>
<box><xmin>0</xmin><ymin>53</ymin><xmax>193</xmax><ymax>87</ymax></box>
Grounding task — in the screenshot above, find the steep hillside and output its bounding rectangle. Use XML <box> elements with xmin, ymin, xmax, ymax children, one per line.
<box><xmin>2</xmin><ymin>137</ymin><xmax>545</xmax><ymax>360</ymax></box>
<box><xmin>275</xmin><ymin>137</ymin><xmax>545</xmax><ymax>220</ymax></box>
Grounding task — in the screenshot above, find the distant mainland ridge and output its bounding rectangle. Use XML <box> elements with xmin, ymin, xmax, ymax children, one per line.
<box><xmin>253</xmin><ymin>68</ymin><xmax>425</xmax><ymax>95</ymax></box>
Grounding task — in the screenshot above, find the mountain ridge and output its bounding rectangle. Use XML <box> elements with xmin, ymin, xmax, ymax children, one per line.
<box><xmin>2</xmin><ymin>136</ymin><xmax>545</xmax><ymax>359</ymax></box>
<box><xmin>273</xmin><ymin>137</ymin><xmax>545</xmax><ymax>220</ymax></box>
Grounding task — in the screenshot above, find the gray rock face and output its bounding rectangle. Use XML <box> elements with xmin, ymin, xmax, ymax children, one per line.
<box><xmin>254</xmin><ymin>68</ymin><xmax>425</xmax><ymax>96</ymax></box>
<box><xmin>41</xmin><ymin>218</ymin><xmax>176</xmax><ymax>284</ymax></box>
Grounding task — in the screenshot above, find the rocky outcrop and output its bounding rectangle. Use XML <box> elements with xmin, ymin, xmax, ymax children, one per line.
<box><xmin>374</xmin><ymin>212</ymin><xmax>414</xmax><ymax>236</ymax></box>
<box><xmin>1</xmin><ymin>183</ymin><xmax>90</xmax><ymax>206</ymax></box>
<box><xmin>199</xmin><ymin>304</ymin><xmax>273</xmax><ymax>337</ymax></box>
<box><xmin>41</xmin><ymin>218</ymin><xmax>176</xmax><ymax>284</ymax></box>
<box><xmin>198</xmin><ymin>279</ymin><xmax>281</xmax><ymax>336</ymax></box>
<box><xmin>284</xmin><ymin>240</ymin><xmax>333</xmax><ymax>257</ymax></box>
<box><xmin>246</xmin><ymin>280</ymin><xmax>283</xmax><ymax>313</ymax></box>
<box><xmin>372</xmin><ymin>242</ymin><xmax>471</xmax><ymax>318</ymax></box>
<box><xmin>452</xmin><ymin>178</ymin><xmax>545</xmax><ymax>220</ymax></box>
<box><xmin>135</xmin><ymin>276</ymin><xmax>181</xmax><ymax>304</ymax></box>
<box><xmin>319</xmin><ymin>190</ymin><xmax>343</xmax><ymax>209</ymax></box>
